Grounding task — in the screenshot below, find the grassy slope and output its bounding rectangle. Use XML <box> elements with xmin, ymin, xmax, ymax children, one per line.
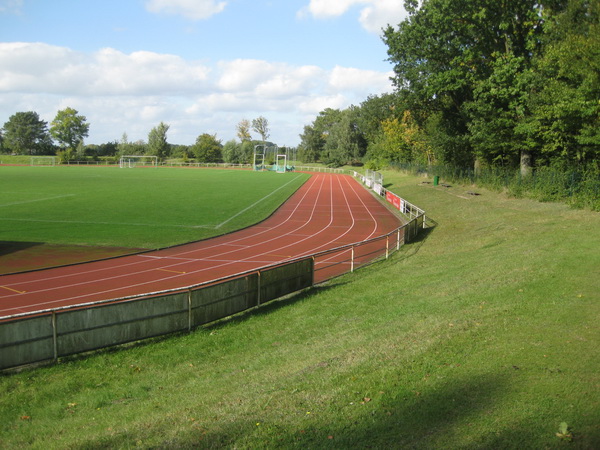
<box><xmin>0</xmin><ymin>172</ymin><xmax>598</xmax><ymax>448</ymax></box>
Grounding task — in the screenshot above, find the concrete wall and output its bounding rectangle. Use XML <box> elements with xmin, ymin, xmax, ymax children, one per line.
<box><xmin>0</xmin><ymin>258</ymin><xmax>315</xmax><ymax>370</ymax></box>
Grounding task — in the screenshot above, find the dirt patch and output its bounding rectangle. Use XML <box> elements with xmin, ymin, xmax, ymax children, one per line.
<box><xmin>0</xmin><ymin>241</ymin><xmax>148</xmax><ymax>275</ymax></box>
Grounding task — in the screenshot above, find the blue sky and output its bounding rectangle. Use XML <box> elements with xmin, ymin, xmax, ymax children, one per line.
<box><xmin>1</xmin><ymin>0</ymin><xmax>408</xmax><ymax>146</ymax></box>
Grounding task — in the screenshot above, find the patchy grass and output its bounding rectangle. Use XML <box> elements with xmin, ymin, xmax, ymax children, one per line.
<box><xmin>0</xmin><ymin>172</ymin><xmax>598</xmax><ymax>448</ymax></box>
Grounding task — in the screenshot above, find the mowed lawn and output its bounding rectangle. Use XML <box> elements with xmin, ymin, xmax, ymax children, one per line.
<box><xmin>0</xmin><ymin>166</ymin><xmax>309</xmax><ymax>249</ymax></box>
<box><xmin>0</xmin><ymin>171</ymin><xmax>597</xmax><ymax>448</ymax></box>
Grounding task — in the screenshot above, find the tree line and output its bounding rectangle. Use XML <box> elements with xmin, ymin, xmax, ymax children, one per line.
<box><xmin>0</xmin><ymin>110</ymin><xmax>275</xmax><ymax>165</ymax></box>
<box><xmin>2</xmin><ymin>0</ymin><xmax>597</xmax><ymax>179</ymax></box>
<box><xmin>298</xmin><ymin>0</ymin><xmax>599</xmax><ymax>177</ymax></box>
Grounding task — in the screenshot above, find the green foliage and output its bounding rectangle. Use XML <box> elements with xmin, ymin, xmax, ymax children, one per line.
<box><xmin>390</xmin><ymin>161</ymin><xmax>600</xmax><ymax>210</ymax></box>
<box><xmin>379</xmin><ymin>0</ymin><xmax>599</xmax><ymax>175</ymax></box>
<box><xmin>147</xmin><ymin>122</ymin><xmax>170</xmax><ymax>160</ymax></box>
<box><xmin>191</xmin><ymin>133</ymin><xmax>223</xmax><ymax>163</ymax></box>
<box><xmin>2</xmin><ymin>111</ymin><xmax>53</xmax><ymax>155</ymax></box>
<box><xmin>49</xmin><ymin>107</ymin><xmax>90</xmax><ymax>150</ymax></box>
<box><xmin>251</xmin><ymin>116</ymin><xmax>270</xmax><ymax>142</ymax></box>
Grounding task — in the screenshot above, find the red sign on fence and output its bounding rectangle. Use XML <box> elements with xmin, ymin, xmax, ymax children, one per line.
<box><xmin>386</xmin><ymin>191</ymin><xmax>401</xmax><ymax>210</ymax></box>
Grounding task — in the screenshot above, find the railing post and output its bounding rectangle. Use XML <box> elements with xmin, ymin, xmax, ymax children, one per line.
<box><xmin>386</xmin><ymin>235</ymin><xmax>389</xmax><ymax>259</ymax></box>
<box><xmin>257</xmin><ymin>271</ymin><xmax>262</xmax><ymax>306</ymax></box>
<box><xmin>188</xmin><ymin>289</ymin><xmax>193</xmax><ymax>332</ymax></box>
<box><xmin>51</xmin><ymin>311</ymin><xmax>58</xmax><ymax>362</ymax></box>
<box><xmin>351</xmin><ymin>246</ymin><xmax>355</xmax><ymax>273</ymax></box>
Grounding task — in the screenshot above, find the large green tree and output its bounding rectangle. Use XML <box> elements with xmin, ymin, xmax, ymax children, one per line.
<box><xmin>49</xmin><ymin>107</ymin><xmax>90</xmax><ymax>149</ymax></box>
<box><xmin>321</xmin><ymin>110</ymin><xmax>364</xmax><ymax>167</ymax></box>
<box><xmin>191</xmin><ymin>133</ymin><xmax>223</xmax><ymax>162</ymax></box>
<box><xmin>2</xmin><ymin>111</ymin><xmax>53</xmax><ymax>155</ymax></box>
<box><xmin>147</xmin><ymin>122</ymin><xmax>170</xmax><ymax>160</ymax></box>
<box><xmin>383</xmin><ymin>0</ymin><xmax>565</xmax><ymax>172</ymax></box>
<box><xmin>526</xmin><ymin>0</ymin><xmax>600</xmax><ymax>167</ymax></box>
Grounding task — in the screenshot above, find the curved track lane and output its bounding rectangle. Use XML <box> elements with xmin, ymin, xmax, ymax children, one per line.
<box><xmin>0</xmin><ymin>173</ymin><xmax>402</xmax><ymax>317</ymax></box>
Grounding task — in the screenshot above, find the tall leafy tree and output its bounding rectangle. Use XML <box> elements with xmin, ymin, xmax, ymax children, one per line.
<box><xmin>298</xmin><ymin>124</ymin><xmax>324</xmax><ymax>163</ymax></box>
<box><xmin>236</xmin><ymin>119</ymin><xmax>252</xmax><ymax>141</ymax></box>
<box><xmin>383</xmin><ymin>0</ymin><xmax>559</xmax><ymax>172</ymax></box>
<box><xmin>222</xmin><ymin>139</ymin><xmax>242</xmax><ymax>164</ymax></box>
<box><xmin>2</xmin><ymin>111</ymin><xmax>53</xmax><ymax>155</ymax></box>
<box><xmin>526</xmin><ymin>0</ymin><xmax>600</xmax><ymax>167</ymax></box>
<box><xmin>49</xmin><ymin>107</ymin><xmax>90</xmax><ymax>149</ymax></box>
<box><xmin>192</xmin><ymin>133</ymin><xmax>223</xmax><ymax>162</ymax></box>
<box><xmin>251</xmin><ymin>116</ymin><xmax>270</xmax><ymax>142</ymax></box>
<box><xmin>322</xmin><ymin>110</ymin><xmax>363</xmax><ymax>167</ymax></box>
<box><xmin>147</xmin><ymin>122</ymin><xmax>170</xmax><ymax>160</ymax></box>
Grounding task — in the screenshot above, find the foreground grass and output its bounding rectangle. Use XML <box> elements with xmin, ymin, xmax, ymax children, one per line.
<box><xmin>1</xmin><ymin>172</ymin><xmax>598</xmax><ymax>448</ymax></box>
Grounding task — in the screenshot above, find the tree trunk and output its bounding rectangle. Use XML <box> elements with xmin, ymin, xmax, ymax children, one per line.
<box><xmin>474</xmin><ymin>157</ymin><xmax>483</xmax><ymax>177</ymax></box>
<box><xmin>520</xmin><ymin>149</ymin><xmax>532</xmax><ymax>178</ymax></box>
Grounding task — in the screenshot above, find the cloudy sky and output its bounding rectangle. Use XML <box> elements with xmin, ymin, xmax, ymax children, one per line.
<box><xmin>0</xmin><ymin>0</ymin><xmax>407</xmax><ymax>147</ymax></box>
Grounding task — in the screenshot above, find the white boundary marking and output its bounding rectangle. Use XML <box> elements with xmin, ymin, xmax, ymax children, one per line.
<box><xmin>213</xmin><ymin>174</ymin><xmax>305</xmax><ymax>229</ymax></box>
<box><xmin>0</xmin><ymin>194</ymin><xmax>76</xmax><ymax>208</ymax></box>
<box><xmin>0</xmin><ymin>174</ymin><xmax>400</xmax><ymax>314</ymax></box>
<box><xmin>0</xmin><ymin>175</ymin><xmax>306</xmax><ymax>230</ymax></box>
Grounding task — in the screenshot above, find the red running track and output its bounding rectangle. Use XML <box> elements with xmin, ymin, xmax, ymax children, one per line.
<box><xmin>0</xmin><ymin>173</ymin><xmax>402</xmax><ymax>318</ymax></box>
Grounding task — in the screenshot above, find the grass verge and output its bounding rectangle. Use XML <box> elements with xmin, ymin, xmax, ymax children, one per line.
<box><xmin>0</xmin><ymin>172</ymin><xmax>598</xmax><ymax>448</ymax></box>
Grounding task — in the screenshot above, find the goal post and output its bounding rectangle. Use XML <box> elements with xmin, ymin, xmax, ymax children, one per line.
<box><xmin>119</xmin><ymin>155</ymin><xmax>158</xmax><ymax>168</ymax></box>
<box><xmin>275</xmin><ymin>154</ymin><xmax>287</xmax><ymax>173</ymax></box>
<box><xmin>31</xmin><ymin>156</ymin><xmax>56</xmax><ymax>166</ymax></box>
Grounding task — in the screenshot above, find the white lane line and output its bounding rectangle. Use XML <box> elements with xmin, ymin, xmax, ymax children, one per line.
<box><xmin>0</xmin><ymin>174</ymin><xmax>394</xmax><ymax>312</ymax></box>
<box><xmin>0</xmin><ymin>194</ymin><xmax>76</xmax><ymax>207</ymax></box>
<box><xmin>0</xmin><ymin>175</ymin><xmax>329</xmax><ymax>308</ymax></box>
<box><xmin>0</xmin><ymin>176</ymin><xmax>323</xmax><ymax>299</ymax></box>
<box><xmin>0</xmin><ymin>217</ymin><xmax>203</xmax><ymax>228</ymax></box>
<box><xmin>213</xmin><ymin>174</ymin><xmax>305</xmax><ymax>229</ymax></box>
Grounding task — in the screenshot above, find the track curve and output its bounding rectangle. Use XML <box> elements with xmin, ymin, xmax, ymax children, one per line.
<box><xmin>0</xmin><ymin>173</ymin><xmax>402</xmax><ymax>317</ymax></box>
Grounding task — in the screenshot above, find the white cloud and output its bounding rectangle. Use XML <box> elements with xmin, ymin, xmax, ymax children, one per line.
<box><xmin>0</xmin><ymin>43</ymin><xmax>211</xmax><ymax>96</ymax></box>
<box><xmin>145</xmin><ymin>0</ymin><xmax>227</xmax><ymax>20</ymax></box>
<box><xmin>358</xmin><ymin>0</ymin><xmax>408</xmax><ymax>33</ymax></box>
<box><xmin>329</xmin><ymin>65</ymin><xmax>393</xmax><ymax>95</ymax></box>
<box><xmin>0</xmin><ymin>43</ymin><xmax>394</xmax><ymax>146</ymax></box>
<box><xmin>299</xmin><ymin>0</ymin><xmax>407</xmax><ymax>34</ymax></box>
<box><xmin>300</xmin><ymin>0</ymin><xmax>359</xmax><ymax>18</ymax></box>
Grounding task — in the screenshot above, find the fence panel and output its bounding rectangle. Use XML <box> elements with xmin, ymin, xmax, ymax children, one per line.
<box><xmin>56</xmin><ymin>293</ymin><xmax>189</xmax><ymax>357</ymax></box>
<box><xmin>259</xmin><ymin>258</ymin><xmax>314</xmax><ymax>303</ymax></box>
<box><xmin>191</xmin><ymin>275</ymin><xmax>259</xmax><ymax>326</ymax></box>
<box><xmin>0</xmin><ymin>315</ymin><xmax>55</xmax><ymax>369</ymax></box>
<box><xmin>313</xmin><ymin>248</ymin><xmax>353</xmax><ymax>283</ymax></box>
<box><xmin>353</xmin><ymin>237</ymin><xmax>388</xmax><ymax>270</ymax></box>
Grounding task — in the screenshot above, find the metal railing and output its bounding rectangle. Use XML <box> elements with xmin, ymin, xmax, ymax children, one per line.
<box><xmin>0</xmin><ymin>176</ymin><xmax>426</xmax><ymax>371</ymax></box>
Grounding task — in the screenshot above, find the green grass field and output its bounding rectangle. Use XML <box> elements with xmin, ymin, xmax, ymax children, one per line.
<box><xmin>0</xmin><ymin>171</ymin><xmax>598</xmax><ymax>448</ymax></box>
<box><xmin>0</xmin><ymin>166</ymin><xmax>309</xmax><ymax>249</ymax></box>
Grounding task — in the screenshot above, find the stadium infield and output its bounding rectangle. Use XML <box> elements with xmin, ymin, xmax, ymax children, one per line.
<box><xmin>0</xmin><ymin>165</ymin><xmax>310</xmax><ymax>249</ymax></box>
<box><xmin>0</xmin><ymin>173</ymin><xmax>403</xmax><ymax>318</ymax></box>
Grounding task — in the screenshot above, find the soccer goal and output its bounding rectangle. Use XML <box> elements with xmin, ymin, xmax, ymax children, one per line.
<box><xmin>275</xmin><ymin>154</ymin><xmax>287</xmax><ymax>173</ymax></box>
<box><xmin>119</xmin><ymin>155</ymin><xmax>158</xmax><ymax>168</ymax></box>
<box><xmin>31</xmin><ymin>156</ymin><xmax>57</xmax><ymax>166</ymax></box>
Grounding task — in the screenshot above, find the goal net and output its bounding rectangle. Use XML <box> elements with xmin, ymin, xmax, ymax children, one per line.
<box><xmin>119</xmin><ymin>155</ymin><xmax>158</xmax><ymax>168</ymax></box>
<box><xmin>275</xmin><ymin>154</ymin><xmax>287</xmax><ymax>173</ymax></box>
<box><xmin>31</xmin><ymin>156</ymin><xmax>56</xmax><ymax>166</ymax></box>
